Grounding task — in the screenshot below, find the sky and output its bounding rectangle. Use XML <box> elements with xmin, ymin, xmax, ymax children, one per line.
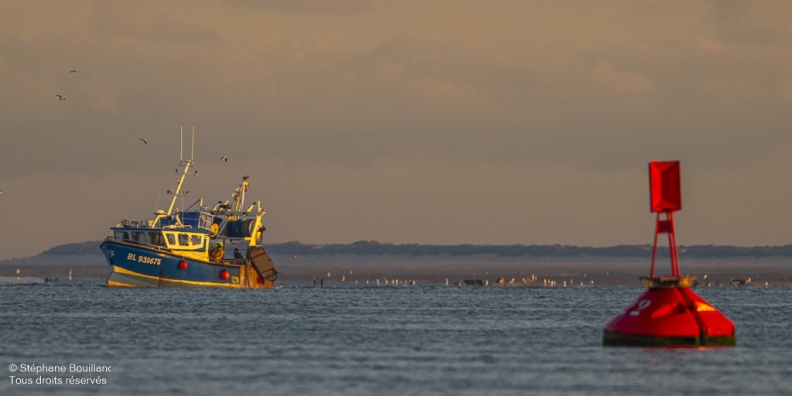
<box><xmin>2</xmin><ymin>0</ymin><xmax>792</xmax><ymax>259</ymax></box>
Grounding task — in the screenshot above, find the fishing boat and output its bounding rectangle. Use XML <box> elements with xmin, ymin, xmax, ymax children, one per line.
<box><xmin>99</xmin><ymin>129</ymin><xmax>279</xmax><ymax>288</ymax></box>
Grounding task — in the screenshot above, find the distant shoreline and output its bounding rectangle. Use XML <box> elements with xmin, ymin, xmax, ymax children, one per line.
<box><xmin>31</xmin><ymin>240</ymin><xmax>792</xmax><ymax>259</ymax></box>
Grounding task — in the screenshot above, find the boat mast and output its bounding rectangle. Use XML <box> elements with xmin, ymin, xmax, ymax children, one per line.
<box><xmin>235</xmin><ymin>177</ymin><xmax>247</xmax><ymax>212</ymax></box>
<box><xmin>167</xmin><ymin>126</ymin><xmax>194</xmax><ymax>216</ymax></box>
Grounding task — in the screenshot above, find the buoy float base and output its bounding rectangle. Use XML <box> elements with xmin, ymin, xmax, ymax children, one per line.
<box><xmin>603</xmin><ymin>330</ymin><xmax>735</xmax><ymax>347</ymax></box>
<box><xmin>603</xmin><ymin>276</ymin><xmax>736</xmax><ymax>347</ymax></box>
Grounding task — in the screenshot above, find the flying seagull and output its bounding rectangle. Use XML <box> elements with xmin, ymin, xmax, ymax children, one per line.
<box><xmin>221</xmin><ymin>156</ymin><xmax>228</xmax><ymax>162</ymax></box>
<box><xmin>69</xmin><ymin>70</ymin><xmax>78</xmax><ymax>73</ymax></box>
<box><xmin>56</xmin><ymin>95</ymin><xmax>65</xmax><ymax>101</ymax></box>
<box><xmin>138</xmin><ymin>138</ymin><xmax>148</xmax><ymax>144</ymax></box>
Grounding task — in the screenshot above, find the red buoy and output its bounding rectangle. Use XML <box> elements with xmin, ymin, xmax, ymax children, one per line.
<box><xmin>219</xmin><ymin>270</ymin><xmax>230</xmax><ymax>280</ymax></box>
<box><xmin>178</xmin><ymin>260</ymin><xmax>188</xmax><ymax>270</ymax></box>
<box><xmin>603</xmin><ymin>277</ymin><xmax>735</xmax><ymax>346</ymax></box>
<box><xmin>603</xmin><ymin>161</ymin><xmax>735</xmax><ymax>347</ymax></box>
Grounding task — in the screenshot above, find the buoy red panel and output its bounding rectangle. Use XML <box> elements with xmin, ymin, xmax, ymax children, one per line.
<box><xmin>649</xmin><ymin>161</ymin><xmax>682</xmax><ymax>213</ymax></box>
<box><xmin>604</xmin><ymin>286</ymin><xmax>735</xmax><ymax>347</ymax></box>
<box><xmin>677</xmin><ymin>287</ymin><xmax>735</xmax><ymax>341</ymax></box>
<box><xmin>219</xmin><ymin>270</ymin><xmax>230</xmax><ymax>280</ymax></box>
<box><xmin>178</xmin><ymin>260</ymin><xmax>188</xmax><ymax>270</ymax></box>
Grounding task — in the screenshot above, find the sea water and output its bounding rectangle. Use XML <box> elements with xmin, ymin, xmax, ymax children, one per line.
<box><xmin>1</xmin><ymin>280</ymin><xmax>791</xmax><ymax>395</ymax></box>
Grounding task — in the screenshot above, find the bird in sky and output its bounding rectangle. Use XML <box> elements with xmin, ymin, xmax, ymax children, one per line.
<box><xmin>138</xmin><ymin>138</ymin><xmax>148</xmax><ymax>144</ymax></box>
<box><xmin>221</xmin><ymin>156</ymin><xmax>228</xmax><ymax>162</ymax></box>
<box><xmin>69</xmin><ymin>70</ymin><xmax>78</xmax><ymax>73</ymax></box>
<box><xmin>56</xmin><ymin>95</ymin><xmax>65</xmax><ymax>101</ymax></box>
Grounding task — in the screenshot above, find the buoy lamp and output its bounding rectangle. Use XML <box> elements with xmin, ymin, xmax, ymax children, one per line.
<box><xmin>603</xmin><ymin>161</ymin><xmax>736</xmax><ymax>347</ymax></box>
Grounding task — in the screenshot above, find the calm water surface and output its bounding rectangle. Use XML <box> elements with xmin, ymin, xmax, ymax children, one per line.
<box><xmin>1</xmin><ymin>280</ymin><xmax>791</xmax><ymax>395</ymax></box>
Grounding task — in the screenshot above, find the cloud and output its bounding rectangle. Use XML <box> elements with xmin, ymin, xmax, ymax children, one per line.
<box><xmin>224</xmin><ymin>0</ymin><xmax>373</xmax><ymax>15</ymax></box>
<box><xmin>695</xmin><ymin>35</ymin><xmax>725</xmax><ymax>52</ymax></box>
<box><xmin>87</xmin><ymin>2</ymin><xmax>225</xmax><ymax>46</ymax></box>
<box><xmin>710</xmin><ymin>0</ymin><xmax>751</xmax><ymax>24</ymax></box>
<box><xmin>589</xmin><ymin>59</ymin><xmax>656</xmax><ymax>97</ymax></box>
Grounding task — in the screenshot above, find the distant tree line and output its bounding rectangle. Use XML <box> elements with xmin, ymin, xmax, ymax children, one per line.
<box><xmin>268</xmin><ymin>241</ymin><xmax>792</xmax><ymax>258</ymax></box>
<box><xmin>41</xmin><ymin>241</ymin><xmax>102</xmax><ymax>256</ymax></box>
<box><xmin>39</xmin><ymin>240</ymin><xmax>792</xmax><ymax>259</ymax></box>
<box><xmin>268</xmin><ymin>241</ymin><xmax>656</xmax><ymax>257</ymax></box>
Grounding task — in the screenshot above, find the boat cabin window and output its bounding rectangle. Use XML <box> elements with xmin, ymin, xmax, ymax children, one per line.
<box><xmin>115</xmin><ymin>231</ymin><xmax>130</xmax><ymax>242</ymax></box>
<box><xmin>131</xmin><ymin>231</ymin><xmax>147</xmax><ymax>244</ymax></box>
<box><xmin>162</xmin><ymin>231</ymin><xmax>204</xmax><ymax>250</ymax></box>
<box><xmin>148</xmin><ymin>232</ymin><xmax>165</xmax><ymax>247</ymax></box>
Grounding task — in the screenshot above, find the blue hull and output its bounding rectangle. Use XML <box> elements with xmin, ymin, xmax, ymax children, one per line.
<box><xmin>100</xmin><ymin>240</ymin><xmax>253</xmax><ymax>288</ymax></box>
